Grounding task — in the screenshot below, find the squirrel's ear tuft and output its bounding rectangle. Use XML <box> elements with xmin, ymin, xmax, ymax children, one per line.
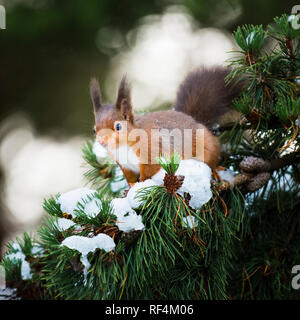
<box><xmin>90</xmin><ymin>78</ymin><xmax>102</xmax><ymax>114</ymax></box>
<box><xmin>120</xmin><ymin>98</ymin><xmax>134</xmax><ymax>122</ymax></box>
<box><xmin>116</xmin><ymin>75</ymin><xmax>134</xmax><ymax>122</ymax></box>
<box><xmin>116</xmin><ymin>75</ymin><xmax>131</xmax><ymax>109</ymax></box>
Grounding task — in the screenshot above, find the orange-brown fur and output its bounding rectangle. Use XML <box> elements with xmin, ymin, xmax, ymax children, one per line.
<box><xmin>134</xmin><ymin>111</ymin><xmax>220</xmax><ymax>180</ymax></box>
<box><xmin>121</xmin><ymin>167</ymin><xmax>139</xmax><ymax>184</ymax></box>
<box><xmin>90</xmin><ymin>67</ymin><xmax>241</xmax><ymax>183</ymax></box>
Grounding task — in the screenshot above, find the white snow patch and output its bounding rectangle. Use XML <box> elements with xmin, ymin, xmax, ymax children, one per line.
<box><xmin>246</xmin><ymin>31</ymin><xmax>255</xmax><ymax>45</ymax></box>
<box><xmin>6</xmin><ymin>243</ymin><xmax>32</xmax><ymax>280</ymax></box>
<box><xmin>111</xmin><ymin>197</ymin><xmax>135</xmax><ymax>218</ymax></box>
<box><xmin>127</xmin><ymin>159</ymin><xmax>213</xmax><ymax>210</ymax></box>
<box><xmin>57</xmin><ymin>187</ymin><xmax>99</xmax><ymax>217</ymax></box>
<box><xmin>83</xmin><ymin>197</ymin><xmax>102</xmax><ymax>218</ymax></box>
<box><xmin>151</xmin><ymin>168</ymin><xmax>165</xmax><ymax>185</ymax></box>
<box><xmin>126</xmin><ymin>179</ymin><xmax>157</xmax><ymax>209</ymax></box>
<box><xmin>176</xmin><ymin>159</ymin><xmax>212</xmax><ymax>209</ymax></box>
<box><xmin>110</xmin><ymin>197</ymin><xmax>145</xmax><ymax>232</ymax></box>
<box><xmin>110</xmin><ymin>179</ymin><xmax>128</xmax><ymax>193</ymax></box>
<box><xmin>61</xmin><ymin>234</ymin><xmax>116</xmax><ymax>284</ymax></box>
<box><xmin>92</xmin><ymin>139</ymin><xmax>108</xmax><ymax>163</ymax></box>
<box><xmin>20</xmin><ymin>261</ymin><xmax>32</xmax><ymax>280</ymax></box>
<box><xmin>11</xmin><ymin>243</ymin><xmax>22</xmax><ymax>252</ymax></box>
<box><xmin>116</xmin><ymin>213</ymin><xmax>145</xmax><ymax>233</ymax></box>
<box><xmin>6</xmin><ymin>251</ymin><xmax>26</xmax><ymax>262</ymax></box>
<box><xmin>54</xmin><ymin>218</ymin><xmax>76</xmax><ymax>231</ymax></box>
<box><xmin>217</xmin><ymin>169</ymin><xmax>235</xmax><ymax>188</ymax></box>
<box><xmin>182</xmin><ymin>215</ymin><xmax>198</xmax><ymax>229</ymax></box>
<box><xmin>31</xmin><ymin>245</ymin><xmax>44</xmax><ymax>256</ymax></box>
<box><xmin>61</xmin><ymin>234</ymin><xmax>115</xmax><ymax>255</ymax></box>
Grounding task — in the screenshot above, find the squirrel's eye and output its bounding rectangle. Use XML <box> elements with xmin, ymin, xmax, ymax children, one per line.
<box><xmin>115</xmin><ymin>123</ymin><xmax>122</xmax><ymax>131</ymax></box>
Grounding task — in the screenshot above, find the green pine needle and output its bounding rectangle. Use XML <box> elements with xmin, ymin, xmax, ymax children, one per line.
<box><xmin>157</xmin><ymin>151</ymin><xmax>181</xmax><ymax>175</ymax></box>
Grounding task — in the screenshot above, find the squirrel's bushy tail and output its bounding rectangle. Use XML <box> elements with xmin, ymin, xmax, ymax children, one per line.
<box><xmin>174</xmin><ymin>66</ymin><xmax>243</xmax><ymax>128</ymax></box>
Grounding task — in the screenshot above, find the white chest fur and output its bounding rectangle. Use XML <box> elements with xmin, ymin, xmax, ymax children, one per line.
<box><xmin>109</xmin><ymin>145</ymin><xmax>140</xmax><ymax>175</ymax></box>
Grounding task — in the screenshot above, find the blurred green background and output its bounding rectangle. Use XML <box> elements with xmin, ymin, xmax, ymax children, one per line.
<box><xmin>0</xmin><ymin>0</ymin><xmax>297</xmax><ymax>256</ymax></box>
<box><xmin>0</xmin><ymin>0</ymin><xmax>296</xmax><ymax>135</ymax></box>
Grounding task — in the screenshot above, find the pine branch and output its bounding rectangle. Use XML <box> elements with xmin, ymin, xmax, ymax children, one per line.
<box><xmin>214</xmin><ymin>151</ymin><xmax>300</xmax><ymax>192</ymax></box>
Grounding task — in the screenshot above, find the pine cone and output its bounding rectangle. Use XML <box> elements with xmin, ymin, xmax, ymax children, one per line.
<box><xmin>62</xmin><ymin>213</ymin><xmax>73</xmax><ymax>220</ymax></box>
<box><xmin>163</xmin><ymin>174</ymin><xmax>184</xmax><ymax>195</ymax></box>
<box><xmin>245</xmin><ymin>110</ymin><xmax>262</xmax><ymax>125</ymax></box>
<box><xmin>122</xmin><ymin>230</ymin><xmax>142</xmax><ymax>245</ymax></box>
<box><xmin>246</xmin><ymin>172</ymin><xmax>271</xmax><ymax>192</ymax></box>
<box><xmin>240</xmin><ymin>156</ymin><xmax>271</xmax><ymax>173</ymax></box>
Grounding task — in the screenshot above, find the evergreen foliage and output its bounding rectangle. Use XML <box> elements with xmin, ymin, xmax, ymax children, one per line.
<box><xmin>1</xmin><ymin>14</ymin><xmax>299</xmax><ymax>300</ymax></box>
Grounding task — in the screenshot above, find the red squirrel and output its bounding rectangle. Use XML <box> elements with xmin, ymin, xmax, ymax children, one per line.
<box><xmin>90</xmin><ymin>66</ymin><xmax>242</xmax><ymax>184</ymax></box>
